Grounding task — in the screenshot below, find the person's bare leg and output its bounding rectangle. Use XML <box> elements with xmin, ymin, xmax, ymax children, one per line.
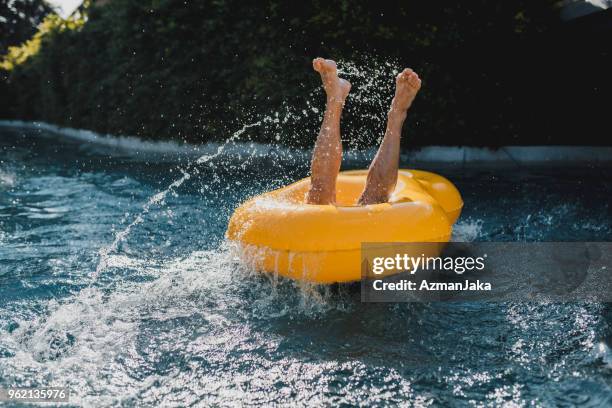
<box><xmin>358</xmin><ymin>68</ymin><xmax>422</xmax><ymax>205</ymax></box>
<box><xmin>306</xmin><ymin>58</ymin><xmax>351</xmax><ymax>204</ymax></box>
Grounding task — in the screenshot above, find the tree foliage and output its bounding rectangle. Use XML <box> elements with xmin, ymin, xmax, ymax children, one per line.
<box><xmin>1</xmin><ymin>0</ymin><xmax>609</xmax><ymax>146</ymax></box>
<box><xmin>0</xmin><ymin>0</ymin><xmax>54</xmax><ymax>55</ymax></box>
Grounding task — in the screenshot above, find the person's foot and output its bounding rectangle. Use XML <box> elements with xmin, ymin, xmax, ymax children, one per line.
<box><xmin>390</xmin><ymin>68</ymin><xmax>421</xmax><ymax>115</ymax></box>
<box><xmin>313</xmin><ymin>58</ymin><xmax>351</xmax><ymax>105</ymax></box>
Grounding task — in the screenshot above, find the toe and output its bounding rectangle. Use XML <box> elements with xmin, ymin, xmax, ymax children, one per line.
<box><xmin>408</xmin><ymin>73</ymin><xmax>421</xmax><ymax>88</ymax></box>
<box><xmin>313</xmin><ymin>58</ymin><xmax>337</xmax><ymax>74</ymax></box>
<box><xmin>397</xmin><ymin>68</ymin><xmax>413</xmax><ymax>82</ymax></box>
<box><xmin>321</xmin><ymin>59</ymin><xmax>337</xmax><ymax>75</ymax></box>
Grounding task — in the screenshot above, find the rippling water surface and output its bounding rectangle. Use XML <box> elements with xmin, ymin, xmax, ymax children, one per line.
<box><xmin>0</xmin><ymin>126</ymin><xmax>611</xmax><ymax>407</ymax></box>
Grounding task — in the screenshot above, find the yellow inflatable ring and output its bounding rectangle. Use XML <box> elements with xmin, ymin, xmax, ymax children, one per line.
<box><xmin>226</xmin><ymin>169</ymin><xmax>463</xmax><ymax>283</ymax></box>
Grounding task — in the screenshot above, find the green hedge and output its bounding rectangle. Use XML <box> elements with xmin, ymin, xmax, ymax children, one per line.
<box><xmin>2</xmin><ymin>0</ymin><xmax>578</xmax><ymax>146</ymax></box>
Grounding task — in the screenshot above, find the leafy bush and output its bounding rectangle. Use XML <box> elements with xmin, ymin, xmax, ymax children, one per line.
<box><xmin>0</xmin><ymin>0</ymin><xmax>54</xmax><ymax>55</ymax></box>
<box><xmin>2</xmin><ymin>0</ymin><xmax>609</xmax><ymax>146</ymax></box>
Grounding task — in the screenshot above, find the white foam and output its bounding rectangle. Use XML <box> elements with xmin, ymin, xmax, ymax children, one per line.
<box><xmin>1</xmin><ymin>248</ymin><xmax>235</xmax><ymax>405</ymax></box>
<box><xmin>0</xmin><ymin>242</ymin><xmax>347</xmax><ymax>405</ymax></box>
<box><xmin>0</xmin><ymin>168</ymin><xmax>16</xmax><ymax>188</ymax></box>
<box><xmin>594</xmin><ymin>341</ymin><xmax>612</xmax><ymax>368</ymax></box>
<box><xmin>451</xmin><ymin>218</ymin><xmax>484</xmax><ymax>242</ymax></box>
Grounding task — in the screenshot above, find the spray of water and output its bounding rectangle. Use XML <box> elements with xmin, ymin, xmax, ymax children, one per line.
<box><xmin>94</xmin><ymin>121</ymin><xmax>261</xmax><ymax>277</ymax></box>
<box><xmin>94</xmin><ymin>57</ymin><xmax>402</xmax><ymax>278</ymax></box>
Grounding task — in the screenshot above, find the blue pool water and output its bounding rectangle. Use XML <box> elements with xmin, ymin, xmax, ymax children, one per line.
<box><xmin>0</xmin><ymin>126</ymin><xmax>611</xmax><ymax>406</ymax></box>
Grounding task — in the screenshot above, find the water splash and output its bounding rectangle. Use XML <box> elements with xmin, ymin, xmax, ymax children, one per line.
<box><xmin>251</xmin><ymin>56</ymin><xmax>401</xmax><ymax>152</ymax></box>
<box><xmin>94</xmin><ymin>57</ymin><xmax>402</xmax><ymax>278</ymax></box>
<box><xmin>339</xmin><ymin>58</ymin><xmax>401</xmax><ymax>148</ymax></box>
<box><xmin>593</xmin><ymin>341</ymin><xmax>612</xmax><ymax>368</ymax></box>
<box><xmin>0</xmin><ymin>168</ymin><xmax>16</xmax><ymax>188</ymax></box>
<box><xmin>451</xmin><ymin>218</ymin><xmax>484</xmax><ymax>242</ymax></box>
<box><xmin>94</xmin><ymin>121</ymin><xmax>261</xmax><ymax>277</ymax></box>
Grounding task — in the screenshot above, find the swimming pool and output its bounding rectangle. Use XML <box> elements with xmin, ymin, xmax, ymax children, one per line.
<box><xmin>1</xmin><ymin>126</ymin><xmax>611</xmax><ymax>406</ymax></box>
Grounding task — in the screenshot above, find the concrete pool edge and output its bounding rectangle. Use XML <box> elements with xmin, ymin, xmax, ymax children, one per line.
<box><xmin>1</xmin><ymin>119</ymin><xmax>611</xmax><ymax>167</ymax></box>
